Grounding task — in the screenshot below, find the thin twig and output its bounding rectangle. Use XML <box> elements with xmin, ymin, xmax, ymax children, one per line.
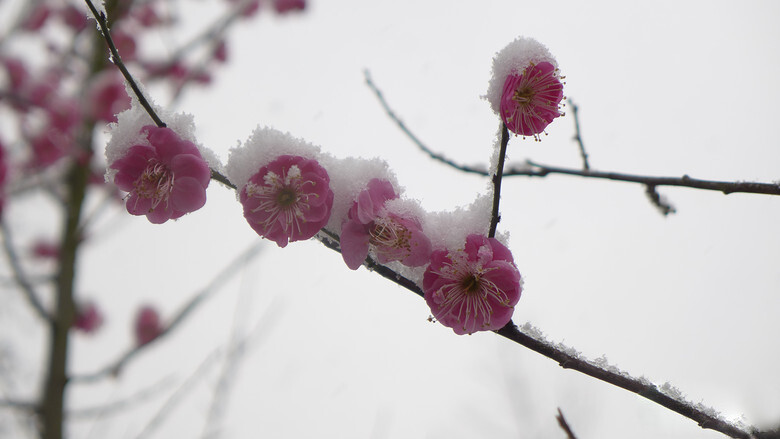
<box><xmin>364</xmin><ymin>71</ymin><xmax>780</xmax><ymax>198</ymax></box>
<box><xmin>66</xmin><ymin>376</ymin><xmax>176</xmax><ymax>418</ymax></box>
<box><xmin>363</xmin><ymin>70</ymin><xmax>488</xmax><ymax>175</ymax></box>
<box><xmin>495</xmin><ymin>322</ymin><xmax>753</xmax><ymax>439</ymax></box>
<box><xmin>520</xmin><ymin>161</ymin><xmax>780</xmax><ymax>196</ymax></box>
<box><xmin>645</xmin><ymin>184</ymin><xmax>676</xmax><ymax>216</ymax></box>
<box><xmin>70</xmin><ymin>243</ymin><xmax>263</xmax><ymax>383</ymax></box>
<box><xmin>488</xmin><ymin>124</ymin><xmax>510</xmax><ymax>238</ymax></box>
<box><xmin>210</xmin><ymin>169</ymin><xmax>236</xmax><ymax>189</ymax></box>
<box><xmin>315</xmin><ymin>229</ymin><xmax>757</xmax><ymax>439</ymax></box>
<box><xmin>84</xmin><ymin>0</ymin><xmax>166</xmax><ymax>128</ymax></box>
<box><xmin>0</xmin><ymin>398</ymin><xmax>38</xmax><ymax>412</ymax></box>
<box><xmin>567</xmin><ymin>98</ymin><xmax>590</xmax><ymax>171</ymax></box>
<box><xmin>556</xmin><ymin>408</ymin><xmax>578</xmax><ymax>439</ymax></box>
<box><xmin>0</xmin><ymin>221</ymin><xmax>51</xmax><ymax>323</ymax></box>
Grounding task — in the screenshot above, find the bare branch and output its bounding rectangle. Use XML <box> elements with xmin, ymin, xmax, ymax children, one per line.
<box><xmin>556</xmin><ymin>408</ymin><xmax>578</xmax><ymax>439</ymax></box>
<box><xmin>488</xmin><ymin>124</ymin><xmax>510</xmax><ymax>238</ymax></box>
<box><xmin>363</xmin><ymin>70</ymin><xmax>487</xmax><ymax>176</ymax></box>
<box><xmin>70</xmin><ymin>243</ymin><xmax>262</xmax><ymax>383</ymax></box>
<box><xmin>567</xmin><ymin>98</ymin><xmax>590</xmax><ymax>171</ymax></box>
<box><xmin>84</xmin><ymin>0</ymin><xmax>166</xmax><ymax>128</ymax></box>
<box><xmin>0</xmin><ymin>220</ymin><xmax>51</xmax><ymax>323</ymax></box>
<box><xmin>315</xmin><ymin>229</ymin><xmax>759</xmax><ymax>439</ymax></box>
<box><xmin>364</xmin><ymin>71</ymin><xmax>780</xmax><ymax>200</ymax></box>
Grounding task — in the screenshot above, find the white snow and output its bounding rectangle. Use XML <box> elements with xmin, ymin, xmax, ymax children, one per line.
<box><xmin>104</xmin><ymin>93</ymin><xmax>219</xmax><ymax>182</ymax></box>
<box><xmin>224</xmin><ymin>126</ymin><xmax>325</xmax><ymax>194</ymax></box>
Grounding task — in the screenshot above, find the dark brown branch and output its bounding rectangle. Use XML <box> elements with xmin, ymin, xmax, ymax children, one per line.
<box><xmin>488</xmin><ymin>124</ymin><xmax>510</xmax><ymax>238</ymax></box>
<box><xmin>567</xmin><ymin>98</ymin><xmax>590</xmax><ymax>171</ymax></box>
<box><xmin>84</xmin><ymin>0</ymin><xmax>166</xmax><ymax>128</ymax></box>
<box><xmin>520</xmin><ymin>161</ymin><xmax>780</xmax><ymax>196</ymax></box>
<box><xmin>363</xmin><ymin>70</ymin><xmax>488</xmax><ymax>176</ymax></box>
<box><xmin>210</xmin><ymin>169</ymin><xmax>236</xmax><ymax>189</ymax></box>
<box><xmin>364</xmin><ymin>71</ymin><xmax>780</xmax><ymax>199</ymax></box>
<box><xmin>494</xmin><ymin>322</ymin><xmax>753</xmax><ymax>439</ymax></box>
<box><xmin>70</xmin><ymin>243</ymin><xmax>262</xmax><ymax>383</ymax></box>
<box><xmin>645</xmin><ymin>184</ymin><xmax>676</xmax><ymax>216</ymax></box>
<box><xmin>556</xmin><ymin>408</ymin><xmax>578</xmax><ymax>439</ymax></box>
<box><xmin>315</xmin><ymin>228</ymin><xmax>756</xmax><ymax>439</ymax></box>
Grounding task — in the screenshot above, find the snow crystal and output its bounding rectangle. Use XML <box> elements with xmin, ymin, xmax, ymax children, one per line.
<box><xmin>225</xmin><ymin>127</ymin><xmax>325</xmax><ymax>195</ymax></box>
<box><xmin>424</xmin><ymin>194</ymin><xmax>493</xmax><ymax>252</ymax></box>
<box><xmin>104</xmin><ymin>92</ymin><xmax>219</xmax><ymax>182</ymax></box>
<box><xmin>484</xmin><ymin>36</ymin><xmax>558</xmax><ymax>114</ymax></box>
<box><xmin>322</xmin><ymin>155</ymin><xmax>395</xmax><ymax>234</ymax></box>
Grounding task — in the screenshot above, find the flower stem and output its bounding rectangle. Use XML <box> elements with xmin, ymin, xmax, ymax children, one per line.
<box><xmin>488</xmin><ymin>124</ymin><xmax>510</xmax><ymax>238</ymax></box>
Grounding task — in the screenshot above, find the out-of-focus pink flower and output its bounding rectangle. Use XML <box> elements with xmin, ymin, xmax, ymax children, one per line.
<box><xmin>134</xmin><ymin>306</ymin><xmax>163</xmax><ymax>345</ymax></box>
<box><xmin>74</xmin><ymin>302</ymin><xmax>103</xmax><ymax>334</ymax></box>
<box><xmin>47</xmin><ymin>98</ymin><xmax>82</xmax><ymax>133</ymax></box>
<box><xmin>3</xmin><ymin>58</ymin><xmax>28</xmax><ymax>89</ymax></box>
<box><xmin>86</xmin><ymin>71</ymin><xmax>131</xmax><ymax>123</ymax></box>
<box><xmin>500</xmin><ymin>61</ymin><xmax>564</xmax><ymax>139</ymax></box>
<box><xmin>340</xmin><ymin>179</ymin><xmax>431</xmax><ymax>270</ymax></box>
<box><xmin>110</xmin><ymin>126</ymin><xmax>210</xmax><ymax>224</ymax></box>
<box><xmin>29</xmin><ymin>130</ymin><xmax>72</xmax><ymax>167</ymax></box>
<box><xmin>237</xmin><ymin>0</ymin><xmax>260</xmax><ymax>17</ymax></box>
<box><xmin>240</xmin><ymin>155</ymin><xmax>333</xmax><ymax>247</ymax></box>
<box><xmin>31</xmin><ymin>240</ymin><xmax>60</xmax><ymax>259</ymax></box>
<box><xmin>273</xmin><ymin>0</ymin><xmax>306</xmax><ymax>14</ymax></box>
<box><xmin>423</xmin><ymin>234</ymin><xmax>522</xmax><ymax>335</ymax></box>
<box><xmin>111</xmin><ymin>29</ymin><xmax>137</xmax><ymax>61</ymax></box>
<box><xmin>214</xmin><ymin>41</ymin><xmax>228</xmax><ymax>63</ymax></box>
<box><xmin>132</xmin><ymin>4</ymin><xmax>166</xmax><ymax>27</ymax></box>
<box><xmin>60</xmin><ymin>5</ymin><xmax>88</xmax><ymax>31</ymax></box>
<box><xmin>22</xmin><ymin>4</ymin><xmax>51</xmax><ymax>31</ymax></box>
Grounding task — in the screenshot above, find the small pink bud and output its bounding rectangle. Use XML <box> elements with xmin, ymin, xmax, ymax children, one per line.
<box><xmin>273</xmin><ymin>0</ymin><xmax>306</xmax><ymax>14</ymax></box>
<box><xmin>74</xmin><ymin>302</ymin><xmax>104</xmax><ymax>334</ymax></box>
<box><xmin>134</xmin><ymin>306</ymin><xmax>163</xmax><ymax>345</ymax></box>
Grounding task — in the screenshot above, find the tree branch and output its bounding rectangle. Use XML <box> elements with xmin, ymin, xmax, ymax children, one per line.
<box><xmin>556</xmin><ymin>407</ymin><xmax>578</xmax><ymax>439</ymax></box>
<box><xmin>70</xmin><ymin>243</ymin><xmax>262</xmax><ymax>383</ymax></box>
<box><xmin>315</xmin><ymin>229</ymin><xmax>758</xmax><ymax>439</ymax></box>
<box><xmin>567</xmin><ymin>98</ymin><xmax>590</xmax><ymax>171</ymax></box>
<box><xmin>0</xmin><ymin>220</ymin><xmax>51</xmax><ymax>323</ymax></box>
<box><xmin>84</xmin><ymin>0</ymin><xmax>166</xmax><ymax>128</ymax></box>
<box><xmin>364</xmin><ymin>70</ymin><xmax>780</xmax><ymax>199</ymax></box>
<box><xmin>488</xmin><ymin>124</ymin><xmax>510</xmax><ymax>238</ymax></box>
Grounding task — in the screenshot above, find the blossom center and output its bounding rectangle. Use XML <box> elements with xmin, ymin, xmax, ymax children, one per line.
<box><xmin>460</xmin><ymin>274</ymin><xmax>480</xmax><ymax>294</ymax></box>
<box><xmin>276</xmin><ymin>187</ymin><xmax>298</xmax><ymax>207</ymax></box>
<box><xmin>369</xmin><ymin>217</ymin><xmax>411</xmax><ymax>251</ymax></box>
<box><xmin>512</xmin><ymin>87</ymin><xmax>534</xmax><ymax>105</ymax></box>
<box><xmin>134</xmin><ymin>159</ymin><xmax>173</xmax><ymax>208</ymax></box>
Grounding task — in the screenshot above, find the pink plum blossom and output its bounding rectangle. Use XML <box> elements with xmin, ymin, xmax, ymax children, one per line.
<box><xmin>500</xmin><ymin>61</ymin><xmax>564</xmax><ymax>139</ymax></box>
<box><xmin>74</xmin><ymin>302</ymin><xmax>103</xmax><ymax>334</ymax></box>
<box><xmin>340</xmin><ymin>178</ymin><xmax>431</xmax><ymax>270</ymax></box>
<box><xmin>240</xmin><ymin>155</ymin><xmax>333</xmax><ymax>247</ymax></box>
<box><xmin>134</xmin><ymin>306</ymin><xmax>163</xmax><ymax>345</ymax></box>
<box><xmin>110</xmin><ymin>126</ymin><xmax>210</xmax><ymax>224</ymax></box>
<box><xmin>423</xmin><ymin>234</ymin><xmax>522</xmax><ymax>335</ymax></box>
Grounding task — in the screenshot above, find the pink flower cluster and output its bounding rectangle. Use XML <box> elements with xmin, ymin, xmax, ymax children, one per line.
<box><xmin>226</xmin><ymin>134</ymin><xmax>522</xmax><ymax>334</ymax></box>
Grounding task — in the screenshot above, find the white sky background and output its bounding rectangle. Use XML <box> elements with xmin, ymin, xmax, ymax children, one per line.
<box><xmin>4</xmin><ymin>0</ymin><xmax>779</xmax><ymax>438</ymax></box>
